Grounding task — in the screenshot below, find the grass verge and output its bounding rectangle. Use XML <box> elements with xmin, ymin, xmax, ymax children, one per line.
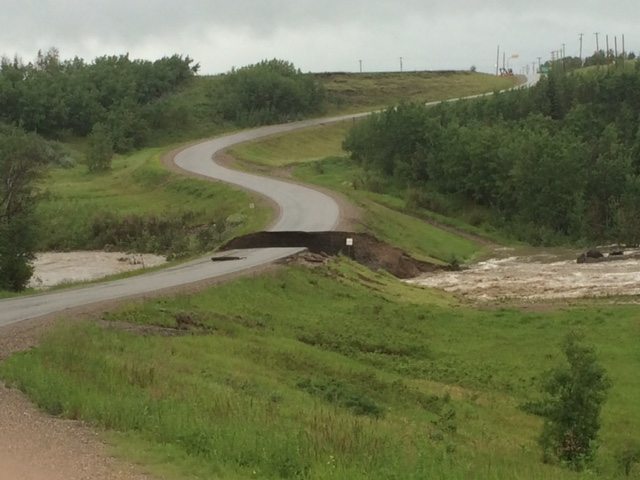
<box><xmin>1</xmin><ymin>260</ymin><xmax>637</xmax><ymax>479</ymax></box>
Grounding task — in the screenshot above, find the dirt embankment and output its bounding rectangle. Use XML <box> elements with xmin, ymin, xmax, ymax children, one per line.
<box><xmin>221</xmin><ymin>231</ymin><xmax>441</xmax><ymax>278</ymax></box>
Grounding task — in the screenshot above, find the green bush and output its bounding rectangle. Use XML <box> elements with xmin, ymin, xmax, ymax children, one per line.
<box><xmin>214</xmin><ymin>59</ymin><xmax>324</xmax><ymax>126</ymax></box>
<box><xmin>537</xmin><ymin>333</ymin><xmax>611</xmax><ymax>470</ymax></box>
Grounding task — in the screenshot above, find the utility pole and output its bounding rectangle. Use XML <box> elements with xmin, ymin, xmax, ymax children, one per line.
<box><xmin>614</xmin><ymin>36</ymin><xmax>618</xmax><ymax>59</ymax></box>
<box><xmin>579</xmin><ymin>33</ymin><xmax>584</xmax><ymax>63</ymax></box>
<box><xmin>562</xmin><ymin>43</ymin><xmax>566</xmax><ymax>59</ymax></box>
<box><xmin>622</xmin><ymin>34</ymin><xmax>626</xmax><ymax>68</ymax></box>
<box><xmin>594</xmin><ymin>32</ymin><xmax>600</xmax><ymax>53</ymax></box>
<box><xmin>537</xmin><ymin>56</ymin><xmax>542</xmax><ymax>69</ymax></box>
<box><xmin>359</xmin><ymin>59</ymin><xmax>362</xmax><ymax>73</ymax></box>
<box><xmin>496</xmin><ymin>45</ymin><xmax>500</xmax><ymax>76</ymax></box>
<box><xmin>606</xmin><ymin>35</ymin><xmax>610</xmax><ymax>62</ymax></box>
<box><xmin>399</xmin><ymin>56</ymin><xmax>403</xmax><ymax>72</ymax></box>
<box><xmin>503</xmin><ymin>51</ymin><xmax>506</xmax><ymax>71</ymax></box>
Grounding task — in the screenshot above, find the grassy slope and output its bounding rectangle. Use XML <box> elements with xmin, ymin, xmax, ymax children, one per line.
<box><xmin>1</xmin><ymin>261</ymin><xmax>637</xmax><ymax>479</ymax></box>
<box><xmin>319</xmin><ymin>71</ymin><xmax>517</xmax><ymax>114</ymax></box>
<box><xmin>35</xmin><ymin>144</ymin><xmax>271</xmax><ymax>253</ymax></box>
<box><xmin>230</xmin><ymin>122</ymin><xmax>353</xmax><ymax>168</ymax></box>
<box><xmin>575</xmin><ymin>60</ymin><xmax>638</xmax><ymax>76</ymax></box>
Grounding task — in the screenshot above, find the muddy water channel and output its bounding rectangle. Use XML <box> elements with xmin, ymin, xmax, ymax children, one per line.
<box><xmin>29</xmin><ymin>252</ymin><xmax>167</xmax><ymax>289</ymax></box>
<box><xmin>409</xmin><ymin>248</ymin><xmax>640</xmax><ymax>301</ymax></box>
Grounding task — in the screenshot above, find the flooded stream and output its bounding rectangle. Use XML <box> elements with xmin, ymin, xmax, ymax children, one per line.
<box><xmin>29</xmin><ymin>252</ymin><xmax>167</xmax><ymax>289</ymax></box>
<box><xmin>409</xmin><ymin>248</ymin><xmax>640</xmax><ymax>301</ymax></box>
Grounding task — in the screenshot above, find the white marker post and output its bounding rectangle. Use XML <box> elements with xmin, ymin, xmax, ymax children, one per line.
<box><xmin>346</xmin><ymin>237</ymin><xmax>354</xmax><ymax>258</ymax></box>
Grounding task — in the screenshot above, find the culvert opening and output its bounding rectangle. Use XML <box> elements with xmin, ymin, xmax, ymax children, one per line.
<box><xmin>219</xmin><ymin>231</ymin><xmax>442</xmax><ymax>279</ymax></box>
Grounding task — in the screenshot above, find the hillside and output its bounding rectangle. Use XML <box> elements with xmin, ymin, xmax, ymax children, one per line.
<box><xmin>32</xmin><ymin>69</ymin><xmax>515</xmax><ymax>261</ymax></box>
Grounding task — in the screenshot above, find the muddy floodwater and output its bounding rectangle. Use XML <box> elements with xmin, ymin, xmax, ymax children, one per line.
<box><xmin>29</xmin><ymin>252</ymin><xmax>167</xmax><ymax>289</ymax></box>
<box><xmin>409</xmin><ymin>249</ymin><xmax>640</xmax><ymax>301</ymax></box>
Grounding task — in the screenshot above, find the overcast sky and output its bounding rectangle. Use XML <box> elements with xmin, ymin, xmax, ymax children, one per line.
<box><xmin>1</xmin><ymin>1</ymin><xmax>638</xmax><ymax>74</ymax></box>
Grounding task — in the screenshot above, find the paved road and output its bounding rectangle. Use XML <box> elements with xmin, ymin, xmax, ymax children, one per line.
<box><xmin>0</xmin><ymin>113</ymin><xmax>374</xmax><ymax>327</ymax></box>
<box><xmin>0</xmin><ymin>76</ymin><xmax>537</xmax><ymax>327</ymax></box>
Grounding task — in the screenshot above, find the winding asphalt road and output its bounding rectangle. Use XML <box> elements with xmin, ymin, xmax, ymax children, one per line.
<box><xmin>0</xmin><ymin>75</ymin><xmax>537</xmax><ymax>327</ymax></box>
<box><xmin>0</xmin><ymin>113</ymin><xmax>372</xmax><ymax>327</ymax></box>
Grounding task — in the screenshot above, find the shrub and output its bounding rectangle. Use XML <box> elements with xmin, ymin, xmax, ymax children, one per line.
<box><xmin>537</xmin><ymin>332</ymin><xmax>611</xmax><ymax>469</ymax></box>
<box><xmin>214</xmin><ymin>59</ymin><xmax>324</xmax><ymax>126</ymax></box>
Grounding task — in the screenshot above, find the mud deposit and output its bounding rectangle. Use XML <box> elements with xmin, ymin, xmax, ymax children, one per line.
<box><xmin>409</xmin><ymin>249</ymin><xmax>640</xmax><ymax>301</ymax></box>
<box><xmin>29</xmin><ymin>252</ymin><xmax>167</xmax><ymax>289</ymax></box>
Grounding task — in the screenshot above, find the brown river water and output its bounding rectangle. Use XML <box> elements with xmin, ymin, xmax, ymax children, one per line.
<box><xmin>408</xmin><ymin>248</ymin><xmax>640</xmax><ymax>301</ymax></box>
<box><xmin>28</xmin><ymin>252</ymin><xmax>167</xmax><ymax>289</ymax></box>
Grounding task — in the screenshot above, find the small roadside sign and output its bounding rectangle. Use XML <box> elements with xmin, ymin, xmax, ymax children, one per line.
<box><xmin>346</xmin><ymin>238</ymin><xmax>354</xmax><ymax>246</ymax></box>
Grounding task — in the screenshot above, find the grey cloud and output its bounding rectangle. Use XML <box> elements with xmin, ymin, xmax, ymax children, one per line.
<box><xmin>1</xmin><ymin>0</ymin><xmax>638</xmax><ymax>73</ymax></box>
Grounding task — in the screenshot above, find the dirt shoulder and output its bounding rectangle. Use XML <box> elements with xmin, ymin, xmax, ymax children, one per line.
<box><xmin>0</xmin><ymin>383</ymin><xmax>152</xmax><ymax>480</ymax></box>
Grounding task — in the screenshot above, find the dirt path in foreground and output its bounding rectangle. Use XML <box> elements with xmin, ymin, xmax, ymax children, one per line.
<box><xmin>0</xmin><ymin>384</ymin><xmax>152</xmax><ymax>480</ymax></box>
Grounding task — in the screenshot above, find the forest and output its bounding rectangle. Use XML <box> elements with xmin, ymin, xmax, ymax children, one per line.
<box><xmin>344</xmin><ymin>64</ymin><xmax>640</xmax><ymax>245</ymax></box>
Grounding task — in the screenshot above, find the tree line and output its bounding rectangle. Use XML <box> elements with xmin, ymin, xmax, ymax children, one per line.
<box><xmin>344</xmin><ymin>64</ymin><xmax>640</xmax><ymax>245</ymax></box>
<box><xmin>0</xmin><ymin>48</ymin><xmax>198</xmax><ymax>154</ymax></box>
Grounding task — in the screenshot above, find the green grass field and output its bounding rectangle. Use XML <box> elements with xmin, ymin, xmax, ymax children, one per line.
<box><xmin>230</xmin><ymin>122</ymin><xmax>353</xmax><ymax>168</ymax></box>
<box><xmin>2</xmin><ymin>260</ymin><xmax>638</xmax><ymax>479</ymax></box>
